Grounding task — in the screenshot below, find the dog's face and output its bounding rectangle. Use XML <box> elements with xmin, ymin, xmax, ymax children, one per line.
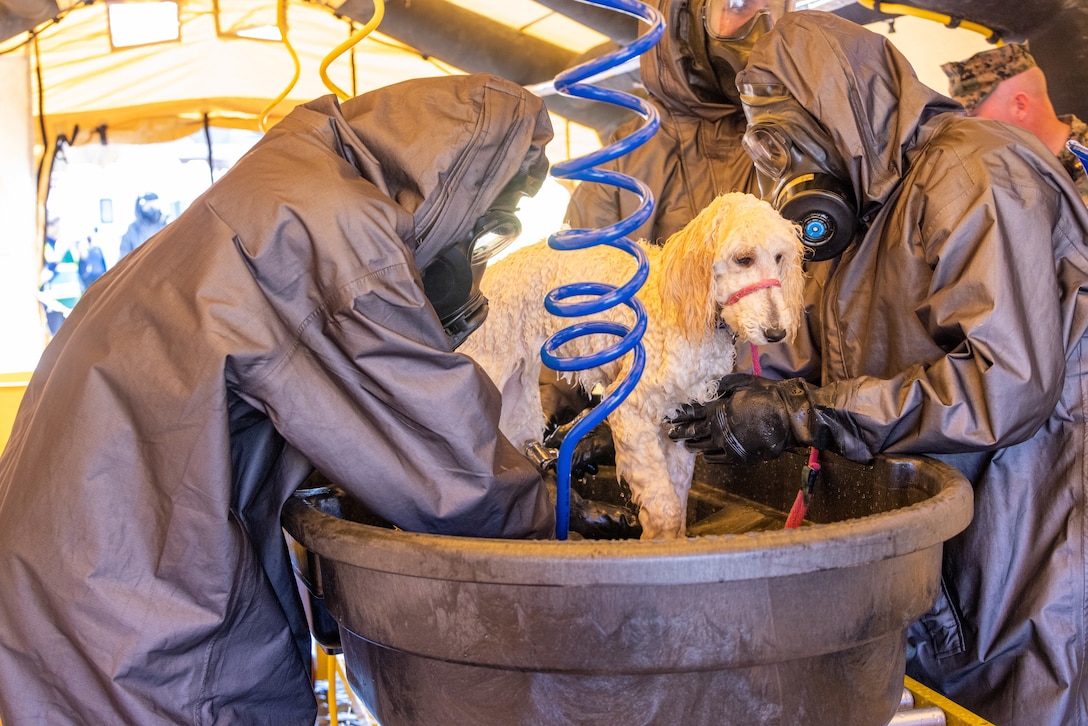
<box><xmin>660</xmin><ymin>192</ymin><xmax>807</xmax><ymax>344</ymax></box>
<box><xmin>712</xmin><ymin>208</ymin><xmax>806</xmax><ymax>345</ymax></box>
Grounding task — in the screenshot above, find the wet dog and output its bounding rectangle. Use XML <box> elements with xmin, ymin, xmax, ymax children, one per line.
<box><xmin>460</xmin><ymin>192</ymin><xmax>806</xmax><ymax>539</ymax></box>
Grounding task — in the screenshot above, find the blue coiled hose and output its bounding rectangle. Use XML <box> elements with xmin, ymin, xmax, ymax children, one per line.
<box><xmin>543</xmin><ymin>0</ymin><xmax>665</xmax><ymax>540</ymax></box>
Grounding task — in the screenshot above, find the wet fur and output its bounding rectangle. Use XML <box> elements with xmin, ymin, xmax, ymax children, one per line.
<box><xmin>460</xmin><ymin>192</ymin><xmax>806</xmax><ymax>539</ymax></box>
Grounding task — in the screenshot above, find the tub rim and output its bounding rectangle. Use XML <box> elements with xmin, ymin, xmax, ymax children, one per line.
<box><xmin>281</xmin><ymin>453</ymin><xmax>973</xmax><ymax>587</ymax></box>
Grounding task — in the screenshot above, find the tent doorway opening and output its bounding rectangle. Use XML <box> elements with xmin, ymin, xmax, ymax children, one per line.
<box><xmin>38</xmin><ymin>126</ymin><xmax>262</xmax><ymax>338</ymax></box>
<box><xmin>45</xmin><ymin>126</ymin><xmax>262</xmax><ymax>271</ymax></box>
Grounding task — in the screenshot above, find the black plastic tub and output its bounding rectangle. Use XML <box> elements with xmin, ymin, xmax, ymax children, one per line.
<box><xmin>282</xmin><ymin>450</ymin><xmax>973</xmax><ymax>726</ymax></box>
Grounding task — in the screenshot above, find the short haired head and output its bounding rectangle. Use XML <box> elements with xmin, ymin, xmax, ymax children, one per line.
<box><xmin>941</xmin><ymin>42</ymin><xmax>1037</xmax><ymax>112</ymax></box>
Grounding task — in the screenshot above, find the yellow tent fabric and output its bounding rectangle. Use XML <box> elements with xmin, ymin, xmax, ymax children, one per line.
<box><xmin>16</xmin><ymin>0</ymin><xmax>458</xmax><ymax>145</ymax></box>
<box><xmin>1</xmin><ymin>49</ymin><xmax>46</xmax><ymax>374</ymax></box>
<box><xmin>0</xmin><ymin>372</ymin><xmax>30</xmax><ymax>454</ymax></box>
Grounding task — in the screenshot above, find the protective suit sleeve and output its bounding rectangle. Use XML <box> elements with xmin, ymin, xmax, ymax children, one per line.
<box><xmin>237</xmin><ymin>244</ymin><xmax>554</xmax><ymax>540</ymax></box>
<box><xmin>827</xmin><ymin>152</ymin><xmax>1078</xmax><ymax>462</ymax></box>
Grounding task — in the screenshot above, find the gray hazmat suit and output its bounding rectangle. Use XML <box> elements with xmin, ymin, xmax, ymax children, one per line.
<box><xmin>563</xmin><ymin>0</ymin><xmax>761</xmax><ymax>243</ymax></box>
<box><xmin>0</xmin><ymin>74</ymin><xmax>554</xmax><ymax>725</ymax></box>
<box><xmin>742</xmin><ymin>12</ymin><xmax>1088</xmax><ymax>724</ymax></box>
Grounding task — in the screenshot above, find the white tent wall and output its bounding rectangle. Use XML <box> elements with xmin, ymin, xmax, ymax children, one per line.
<box><xmin>1</xmin><ymin>49</ymin><xmax>45</xmax><ymax>373</ymax></box>
<box><xmin>866</xmin><ymin>14</ymin><xmax>990</xmax><ymax>93</ymax></box>
<box><xmin>0</xmin><ymin>0</ymin><xmax>461</xmax><ymax>374</ymax></box>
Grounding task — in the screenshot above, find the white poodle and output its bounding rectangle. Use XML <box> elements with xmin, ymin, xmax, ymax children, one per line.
<box><xmin>460</xmin><ymin>192</ymin><xmax>806</xmax><ymax>539</ymax></box>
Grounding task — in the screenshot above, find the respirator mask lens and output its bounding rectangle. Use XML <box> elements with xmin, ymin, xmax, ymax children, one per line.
<box><xmin>469</xmin><ymin>210</ymin><xmax>522</xmax><ymax>264</ymax></box>
<box><xmin>419</xmin><ymin>207</ymin><xmax>523</xmax><ymax>349</ymax></box>
<box><xmin>704</xmin><ymin>0</ymin><xmax>769</xmax><ymax>39</ymax></box>
<box><xmin>742</xmin><ymin>123</ymin><xmax>858</xmax><ymax>261</ymax></box>
<box><xmin>742</xmin><ymin>125</ymin><xmax>792</xmax><ymax>180</ymax></box>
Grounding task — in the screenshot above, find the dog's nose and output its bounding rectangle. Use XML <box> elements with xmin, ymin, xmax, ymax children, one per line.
<box><xmin>764</xmin><ymin>327</ymin><xmax>787</xmax><ymax>342</ymax></box>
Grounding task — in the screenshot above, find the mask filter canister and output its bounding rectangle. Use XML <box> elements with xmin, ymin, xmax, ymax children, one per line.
<box><xmin>775</xmin><ymin>172</ymin><xmax>857</xmax><ymax>262</ymax></box>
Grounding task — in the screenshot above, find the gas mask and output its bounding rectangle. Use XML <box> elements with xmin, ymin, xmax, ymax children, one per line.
<box><xmin>420</xmin><ymin>186</ymin><xmax>524</xmax><ymax>349</ymax></box>
<box><xmin>741</xmin><ymin>123</ymin><xmax>857</xmax><ymax>261</ymax></box>
<box><xmin>684</xmin><ymin>0</ymin><xmax>775</xmax><ymax>105</ymax></box>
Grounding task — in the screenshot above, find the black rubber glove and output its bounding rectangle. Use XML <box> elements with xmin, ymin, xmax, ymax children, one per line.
<box><xmin>544</xmin><ymin>418</ymin><xmax>616</xmax><ymax>474</ymax></box>
<box><xmin>539</xmin><ymin>373</ymin><xmax>595</xmax><ymax>433</ymax></box>
<box><xmin>542</xmin><ymin>471</ymin><xmax>642</xmax><ymax>540</ymax></box>
<box><xmin>666</xmin><ymin>373</ymin><xmax>845</xmax><ymax>465</ymax></box>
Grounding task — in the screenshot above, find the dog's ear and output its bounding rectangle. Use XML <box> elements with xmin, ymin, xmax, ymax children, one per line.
<box><xmin>781</xmin><ymin>221</ymin><xmax>808</xmax><ymax>341</ymax></box>
<box><xmin>659</xmin><ymin>194</ymin><xmax>729</xmax><ymax>340</ymax></box>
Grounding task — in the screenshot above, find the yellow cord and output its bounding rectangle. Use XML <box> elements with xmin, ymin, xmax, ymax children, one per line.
<box><xmin>319</xmin><ymin>0</ymin><xmax>385</xmax><ymax>101</ymax></box>
<box><xmin>855</xmin><ymin>0</ymin><xmax>1003</xmax><ymax>44</ymax></box>
<box><xmin>258</xmin><ymin>0</ymin><xmax>301</xmax><ymax>132</ymax></box>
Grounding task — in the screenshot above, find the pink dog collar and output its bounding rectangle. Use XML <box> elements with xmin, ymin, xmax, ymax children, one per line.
<box><xmin>725</xmin><ymin>278</ymin><xmax>781</xmax><ymax>306</ymax></box>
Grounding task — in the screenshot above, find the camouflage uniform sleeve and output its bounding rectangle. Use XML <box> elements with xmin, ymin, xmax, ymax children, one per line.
<box><xmin>1058</xmin><ymin>113</ymin><xmax>1088</xmax><ymax>204</ymax></box>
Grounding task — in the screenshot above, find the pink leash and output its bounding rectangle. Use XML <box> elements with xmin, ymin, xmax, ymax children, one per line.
<box><xmin>749</xmin><ymin>341</ymin><xmax>819</xmax><ymax>530</ymax></box>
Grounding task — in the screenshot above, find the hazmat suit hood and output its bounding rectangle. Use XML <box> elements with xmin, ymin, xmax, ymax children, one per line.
<box><xmin>563</xmin><ymin>0</ymin><xmax>768</xmax><ymax>244</ymax></box>
<box><xmin>738</xmin><ymin>11</ymin><xmax>961</xmax><ymax>220</ymax></box>
<box><xmin>642</xmin><ymin>0</ymin><xmax>741</xmax><ymax>121</ymax></box>
<box><xmin>332</xmin><ymin>74</ymin><xmax>552</xmax><ymax>269</ymax></box>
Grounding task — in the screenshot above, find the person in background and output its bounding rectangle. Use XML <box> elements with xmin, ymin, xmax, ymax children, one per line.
<box><xmin>118</xmin><ymin>191</ymin><xmax>167</xmax><ymax>257</ymax></box>
<box><xmin>76</xmin><ymin>228</ymin><xmax>107</xmax><ymax>291</ymax></box>
<box><xmin>0</xmin><ymin>74</ymin><xmax>554</xmax><ymax>725</ymax></box>
<box><xmin>667</xmin><ymin>12</ymin><xmax>1088</xmax><ymax>724</ymax></box>
<box><xmin>942</xmin><ymin>41</ymin><xmax>1088</xmax><ymax>202</ymax></box>
<box><xmin>564</xmin><ymin>0</ymin><xmax>786</xmax><ymax>242</ymax></box>
<box><xmin>36</xmin><ymin>216</ymin><xmax>82</xmax><ymax>336</ymax></box>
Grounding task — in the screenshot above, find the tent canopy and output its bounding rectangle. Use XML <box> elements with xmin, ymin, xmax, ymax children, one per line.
<box><xmin>10</xmin><ymin>1</ymin><xmax>466</xmax><ymax>145</ymax></box>
<box><xmin>8</xmin><ymin>0</ymin><xmax>1088</xmax><ymax>137</ymax></box>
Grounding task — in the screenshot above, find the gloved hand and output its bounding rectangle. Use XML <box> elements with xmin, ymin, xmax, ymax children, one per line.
<box><xmin>666</xmin><ymin>373</ymin><xmax>845</xmax><ymax>465</ymax></box>
<box><xmin>544</xmin><ymin>418</ymin><xmax>615</xmax><ymax>474</ymax></box>
<box><xmin>542</xmin><ymin>471</ymin><xmax>641</xmax><ymax>540</ymax></box>
<box><xmin>540</xmin><ymin>373</ymin><xmax>595</xmax><ymax>433</ymax></box>
<box><xmin>525</xmin><ymin>419</ymin><xmax>616</xmax><ymax>477</ymax></box>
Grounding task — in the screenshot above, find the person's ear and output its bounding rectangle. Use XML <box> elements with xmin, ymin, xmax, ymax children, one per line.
<box><xmin>1011</xmin><ymin>91</ymin><xmax>1031</xmax><ymax>122</ymax></box>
